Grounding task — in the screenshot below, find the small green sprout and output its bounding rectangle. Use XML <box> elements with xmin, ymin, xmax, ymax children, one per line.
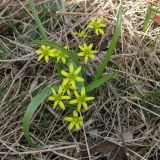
<box><xmin>48</xmin><ymin>88</ymin><xmax>70</xmax><ymax>110</ymax></box>
<box><xmin>36</xmin><ymin>45</ymin><xmax>55</xmax><ymax>63</ymax></box>
<box><xmin>69</xmin><ymin>87</ymin><xmax>95</xmax><ymax>112</ymax></box>
<box><xmin>87</xmin><ymin>18</ymin><xmax>106</xmax><ymax>35</ymax></box>
<box><xmin>78</xmin><ymin>43</ymin><xmax>97</xmax><ymax>63</ymax></box>
<box><xmin>51</xmin><ymin>46</ymin><xmax>68</xmax><ymax>64</ymax></box>
<box><xmin>64</xmin><ymin>110</ymin><xmax>83</xmax><ymax>130</ymax></box>
<box><xmin>61</xmin><ymin>63</ymin><xmax>84</xmax><ymax>88</ymax></box>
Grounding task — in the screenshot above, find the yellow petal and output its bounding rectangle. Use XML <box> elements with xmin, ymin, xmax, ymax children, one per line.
<box><xmin>67</xmin><ymin>90</ymin><xmax>71</xmax><ymax>96</ymax></box>
<box><xmin>87</xmin><ymin>24</ymin><xmax>93</xmax><ymax>29</ymax></box>
<box><xmin>78</xmin><ymin>52</ymin><xmax>85</xmax><ymax>57</ymax></box>
<box><xmin>62</xmin><ymin>96</ymin><xmax>70</xmax><ymax>100</ymax></box>
<box><xmin>46</xmin><ymin>46</ymin><xmax>50</xmax><ymax>50</ymax></box>
<box><xmin>71</xmin><ymin>80</ymin><xmax>76</xmax><ymax>88</ymax></box>
<box><xmin>53</xmin><ymin>100</ymin><xmax>58</xmax><ymax>109</ymax></box>
<box><xmin>73</xmin><ymin>110</ymin><xmax>78</xmax><ymax>117</ymax></box>
<box><xmin>38</xmin><ymin>55</ymin><xmax>44</xmax><ymax>61</ymax></box>
<box><xmin>79</xmin><ymin>45</ymin><xmax>84</xmax><ymax>51</ymax></box>
<box><xmin>84</xmin><ymin>56</ymin><xmax>89</xmax><ymax>63</ymax></box>
<box><xmin>51</xmin><ymin>88</ymin><xmax>56</xmax><ymax>95</ymax></box>
<box><xmin>48</xmin><ymin>96</ymin><xmax>55</xmax><ymax>101</ymax></box>
<box><xmin>62</xmin><ymin>78</ymin><xmax>69</xmax><ymax>86</ymax></box>
<box><xmin>89</xmin><ymin>43</ymin><xmax>93</xmax><ymax>49</ymax></box>
<box><xmin>75</xmin><ymin>123</ymin><xmax>80</xmax><ymax>129</ymax></box>
<box><xmin>62</xmin><ymin>57</ymin><xmax>66</xmax><ymax>64</ymax></box>
<box><xmin>69</xmin><ymin>63</ymin><xmax>74</xmax><ymax>72</ymax></box>
<box><xmin>36</xmin><ymin>50</ymin><xmax>43</xmax><ymax>54</ymax></box>
<box><xmin>74</xmin><ymin>90</ymin><xmax>80</xmax><ymax>98</ymax></box>
<box><xmin>45</xmin><ymin>55</ymin><xmax>49</xmax><ymax>63</ymax></box>
<box><xmin>81</xmin><ymin>87</ymin><xmax>86</xmax><ymax>96</ymax></box>
<box><xmin>97</xmin><ymin>18</ymin><xmax>103</xmax><ymax>23</ymax></box>
<box><xmin>75</xmin><ymin>66</ymin><xmax>82</xmax><ymax>75</ymax></box>
<box><xmin>59</xmin><ymin>101</ymin><xmax>65</xmax><ymax>110</ymax></box>
<box><xmin>85</xmin><ymin>96</ymin><xmax>95</xmax><ymax>101</ymax></box>
<box><xmin>77</xmin><ymin>103</ymin><xmax>82</xmax><ymax>112</ymax></box>
<box><xmin>79</xmin><ymin>120</ymin><xmax>83</xmax><ymax>126</ymax></box>
<box><xmin>95</xmin><ymin>29</ymin><xmax>99</xmax><ymax>35</ymax></box>
<box><xmin>90</xmin><ymin>54</ymin><xmax>95</xmax><ymax>60</ymax></box>
<box><xmin>64</xmin><ymin>117</ymin><xmax>73</xmax><ymax>122</ymax></box>
<box><xmin>68</xmin><ymin>122</ymin><xmax>74</xmax><ymax>130</ymax></box>
<box><xmin>61</xmin><ymin>70</ymin><xmax>69</xmax><ymax>77</ymax></box>
<box><xmin>56</xmin><ymin>56</ymin><xmax>60</xmax><ymax>63</ymax></box>
<box><xmin>41</xmin><ymin>45</ymin><xmax>46</xmax><ymax>50</ymax></box>
<box><xmin>99</xmin><ymin>29</ymin><xmax>104</xmax><ymax>35</ymax></box>
<box><xmin>100</xmin><ymin>24</ymin><xmax>106</xmax><ymax>27</ymax></box>
<box><xmin>75</xmin><ymin>76</ymin><xmax>84</xmax><ymax>82</ymax></box>
<box><xmin>69</xmin><ymin>99</ymin><xmax>78</xmax><ymax>104</ymax></box>
<box><xmin>82</xmin><ymin>102</ymin><xmax>89</xmax><ymax>111</ymax></box>
<box><xmin>84</xmin><ymin>43</ymin><xmax>87</xmax><ymax>48</ymax></box>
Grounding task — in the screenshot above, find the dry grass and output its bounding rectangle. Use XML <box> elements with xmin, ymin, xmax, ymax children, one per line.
<box><xmin>0</xmin><ymin>0</ymin><xmax>160</xmax><ymax>159</ymax></box>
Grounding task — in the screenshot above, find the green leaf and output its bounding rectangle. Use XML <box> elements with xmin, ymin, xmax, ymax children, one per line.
<box><xmin>86</xmin><ymin>72</ymin><xmax>116</xmax><ymax>93</ymax></box>
<box><xmin>143</xmin><ymin>6</ymin><xmax>160</xmax><ymax>32</ymax></box>
<box><xmin>28</xmin><ymin>0</ymin><xmax>48</xmax><ymax>40</ymax></box>
<box><xmin>143</xmin><ymin>7</ymin><xmax>152</xmax><ymax>32</ymax></box>
<box><xmin>94</xmin><ymin>2</ymin><xmax>122</xmax><ymax>80</ymax></box>
<box><xmin>22</xmin><ymin>85</ymin><xmax>58</xmax><ymax>147</ymax></box>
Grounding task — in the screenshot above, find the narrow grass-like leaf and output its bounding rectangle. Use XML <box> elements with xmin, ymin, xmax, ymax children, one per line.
<box><xmin>94</xmin><ymin>2</ymin><xmax>122</xmax><ymax>80</ymax></box>
<box><xmin>28</xmin><ymin>0</ymin><xmax>48</xmax><ymax>40</ymax></box>
<box><xmin>143</xmin><ymin>6</ymin><xmax>160</xmax><ymax>32</ymax></box>
<box><xmin>143</xmin><ymin>7</ymin><xmax>152</xmax><ymax>32</ymax></box>
<box><xmin>22</xmin><ymin>85</ymin><xmax>58</xmax><ymax>147</ymax></box>
<box><xmin>86</xmin><ymin>72</ymin><xmax>116</xmax><ymax>93</ymax></box>
<box><xmin>143</xmin><ymin>90</ymin><xmax>160</xmax><ymax>99</ymax></box>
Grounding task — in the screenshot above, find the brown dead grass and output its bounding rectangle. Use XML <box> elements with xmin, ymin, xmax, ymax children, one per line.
<box><xmin>0</xmin><ymin>0</ymin><xmax>160</xmax><ymax>159</ymax></box>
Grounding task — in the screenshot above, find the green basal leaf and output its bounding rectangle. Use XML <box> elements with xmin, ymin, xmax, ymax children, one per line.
<box><xmin>143</xmin><ymin>6</ymin><xmax>160</xmax><ymax>32</ymax></box>
<box><xmin>94</xmin><ymin>2</ymin><xmax>122</xmax><ymax>80</ymax></box>
<box><xmin>22</xmin><ymin>85</ymin><xmax>58</xmax><ymax>147</ymax></box>
<box><xmin>86</xmin><ymin>72</ymin><xmax>116</xmax><ymax>93</ymax></box>
<box><xmin>28</xmin><ymin>0</ymin><xmax>48</xmax><ymax>40</ymax></box>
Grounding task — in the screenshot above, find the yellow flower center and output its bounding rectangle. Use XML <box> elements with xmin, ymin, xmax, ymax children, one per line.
<box><xmin>43</xmin><ymin>49</ymin><xmax>49</xmax><ymax>55</ymax></box>
<box><xmin>69</xmin><ymin>72</ymin><xmax>76</xmax><ymax>80</ymax></box>
<box><xmin>55</xmin><ymin>94</ymin><xmax>62</xmax><ymax>101</ymax></box>
<box><xmin>78</xmin><ymin>96</ymin><xmax>85</xmax><ymax>103</ymax></box>
<box><xmin>84</xmin><ymin>49</ymin><xmax>91</xmax><ymax>55</ymax></box>
<box><xmin>73</xmin><ymin>117</ymin><xmax>80</xmax><ymax>123</ymax></box>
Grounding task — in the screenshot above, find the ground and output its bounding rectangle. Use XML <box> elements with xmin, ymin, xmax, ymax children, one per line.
<box><xmin>0</xmin><ymin>0</ymin><xmax>160</xmax><ymax>160</ymax></box>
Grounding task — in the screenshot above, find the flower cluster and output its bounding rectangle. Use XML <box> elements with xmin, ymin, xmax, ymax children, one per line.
<box><xmin>48</xmin><ymin>63</ymin><xmax>94</xmax><ymax>130</ymax></box>
<box><xmin>35</xmin><ymin>17</ymin><xmax>106</xmax><ymax>131</ymax></box>
<box><xmin>36</xmin><ymin>45</ymin><xmax>68</xmax><ymax>64</ymax></box>
<box><xmin>87</xmin><ymin>18</ymin><xmax>106</xmax><ymax>35</ymax></box>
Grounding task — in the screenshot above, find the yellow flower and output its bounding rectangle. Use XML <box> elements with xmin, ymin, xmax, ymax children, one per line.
<box><xmin>36</xmin><ymin>45</ymin><xmax>55</xmax><ymax>63</ymax></box>
<box><xmin>69</xmin><ymin>87</ymin><xmax>95</xmax><ymax>111</ymax></box>
<box><xmin>59</xmin><ymin>83</ymin><xmax>77</xmax><ymax>96</ymax></box>
<box><xmin>75</xmin><ymin>30</ymin><xmax>89</xmax><ymax>38</ymax></box>
<box><xmin>48</xmin><ymin>88</ymin><xmax>70</xmax><ymax>110</ymax></box>
<box><xmin>87</xmin><ymin>18</ymin><xmax>106</xmax><ymax>35</ymax></box>
<box><xmin>51</xmin><ymin>46</ymin><xmax>68</xmax><ymax>64</ymax></box>
<box><xmin>61</xmin><ymin>63</ymin><xmax>84</xmax><ymax>88</ymax></box>
<box><xmin>78</xmin><ymin>43</ymin><xmax>97</xmax><ymax>63</ymax></box>
<box><xmin>64</xmin><ymin>110</ymin><xmax>83</xmax><ymax>130</ymax></box>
